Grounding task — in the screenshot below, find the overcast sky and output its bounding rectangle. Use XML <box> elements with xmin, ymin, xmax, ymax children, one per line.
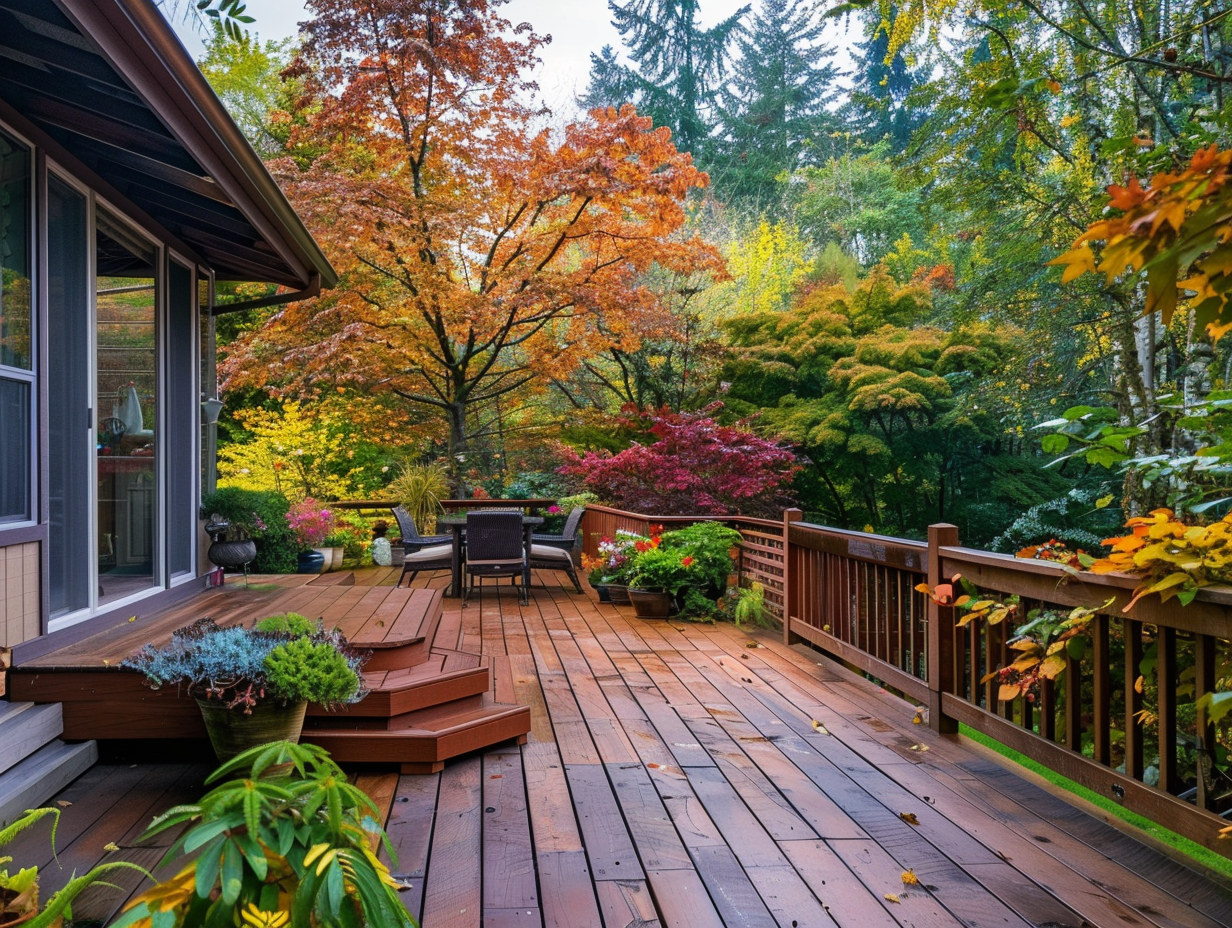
<box><xmin>169</xmin><ymin>1</ymin><xmax>848</xmax><ymax>115</ymax></box>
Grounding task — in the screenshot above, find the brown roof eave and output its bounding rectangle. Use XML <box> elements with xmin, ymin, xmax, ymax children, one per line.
<box><xmin>52</xmin><ymin>0</ymin><xmax>337</xmax><ymax>292</ymax></box>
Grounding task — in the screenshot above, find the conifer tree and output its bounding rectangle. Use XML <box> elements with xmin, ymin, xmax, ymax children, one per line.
<box><xmin>715</xmin><ymin>0</ymin><xmax>838</xmax><ymax>205</ymax></box>
<box><xmin>585</xmin><ymin>0</ymin><xmax>749</xmax><ymax>159</ymax></box>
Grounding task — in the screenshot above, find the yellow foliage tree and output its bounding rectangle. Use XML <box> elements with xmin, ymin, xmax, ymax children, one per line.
<box><xmin>217</xmin><ymin>402</ymin><xmax>368</xmax><ymax>502</ymax></box>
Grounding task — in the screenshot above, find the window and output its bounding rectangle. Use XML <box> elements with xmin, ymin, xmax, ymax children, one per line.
<box><xmin>0</xmin><ymin>128</ymin><xmax>31</xmax><ymax>524</ymax></box>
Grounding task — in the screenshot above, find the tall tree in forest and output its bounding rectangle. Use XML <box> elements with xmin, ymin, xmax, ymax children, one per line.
<box><xmin>587</xmin><ymin>0</ymin><xmax>749</xmax><ymax>159</ymax></box>
<box><xmin>715</xmin><ymin>0</ymin><xmax>839</xmax><ymax>204</ymax></box>
<box><xmin>220</xmin><ymin>0</ymin><xmax>722</xmax><ymax>485</ymax></box>
<box><xmin>840</xmin><ymin>9</ymin><xmax>927</xmax><ymax>154</ymax></box>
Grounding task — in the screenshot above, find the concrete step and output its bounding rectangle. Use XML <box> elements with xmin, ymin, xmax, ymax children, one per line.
<box><xmin>0</xmin><ymin>702</ymin><xmax>64</xmax><ymax>777</ymax></box>
<box><xmin>0</xmin><ymin>739</ymin><xmax>97</xmax><ymax>828</ymax></box>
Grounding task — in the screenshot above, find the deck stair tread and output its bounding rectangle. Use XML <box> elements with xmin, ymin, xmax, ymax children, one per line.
<box><xmin>0</xmin><ymin>739</ymin><xmax>98</xmax><ymax>828</ymax></box>
<box><xmin>307</xmin><ymin>651</ymin><xmax>490</xmax><ymax>719</ymax></box>
<box><xmin>0</xmin><ymin>702</ymin><xmax>63</xmax><ymax>776</ymax></box>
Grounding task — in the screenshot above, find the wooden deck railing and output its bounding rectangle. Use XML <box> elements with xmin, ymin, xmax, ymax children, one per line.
<box><xmin>580</xmin><ymin>506</ymin><xmax>1232</xmax><ymax>858</ymax></box>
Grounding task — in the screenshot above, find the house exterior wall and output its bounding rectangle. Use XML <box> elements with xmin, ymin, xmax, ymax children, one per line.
<box><xmin>0</xmin><ymin>541</ymin><xmax>39</xmax><ymax>648</ymax></box>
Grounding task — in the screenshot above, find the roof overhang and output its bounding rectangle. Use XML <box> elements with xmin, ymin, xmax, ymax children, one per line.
<box><xmin>0</xmin><ymin>0</ymin><xmax>336</xmax><ymax>292</ymax></box>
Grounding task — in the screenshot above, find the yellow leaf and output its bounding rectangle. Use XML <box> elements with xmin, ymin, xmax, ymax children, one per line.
<box><xmin>998</xmin><ymin>683</ymin><xmax>1022</xmax><ymax>702</ymax></box>
<box><xmin>812</xmin><ymin>719</ymin><xmax>829</xmax><ymax>735</ymax></box>
<box><xmin>104</xmin><ymin>842</ymin><xmax>120</xmax><ymax>852</ymax></box>
<box><xmin>902</xmin><ymin>870</ymin><xmax>920</xmax><ymax>885</ymax></box>
<box><xmin>884</xmin><ymin>893</ymin><xmax>901</xmax><ymax>903</ymax></box>
<box><xmin>899</xmin><ymin>812</ymin><xmax>920</xmax><ymax>825</ymax></box>
<box><xmin>1096</xmin><ymin>494</ymin><xmax>1114</xmax><ymax>509</ymax></box>
<box><xmin>1135</xmin><ymin>675</ymin><xmax>1145</xmax><ymax>694</ymax></box>
<box><xmin>1038</xmin><ymin>654</ymin><xmax>1067</xmax><ymax>680</ymax></box>
<box><xmin>911</xmin><ymin>709</ymin><xmax>924</xmax><ymax>725</ymax></box>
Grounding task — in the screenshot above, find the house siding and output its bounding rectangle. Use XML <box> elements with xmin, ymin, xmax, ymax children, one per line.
<box><xmin>0</xmin><ymin>540</ymin><xmax>40</xmax><ymax>648</ymax></box>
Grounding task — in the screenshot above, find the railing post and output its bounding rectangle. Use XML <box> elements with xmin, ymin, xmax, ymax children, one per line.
<box><xmin>782</xmin><ymin>508</ymin><xmax>803</xmax><ymax>646</ymax></box>
<box><xmin>927</xmin><ymin>523</ymin><xmax>959</xmax><ymax>735</ymax></box>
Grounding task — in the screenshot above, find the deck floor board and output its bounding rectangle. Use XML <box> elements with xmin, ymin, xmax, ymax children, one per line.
<box><xmin>11</xmin><ymin>569</ymin><xmax>1232</xmax><ymax>927</ymax></box>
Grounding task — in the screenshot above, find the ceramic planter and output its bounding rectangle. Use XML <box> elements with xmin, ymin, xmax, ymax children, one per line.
<box><xmin>607</xmin><ymin>583</ymin><xmax>631</xmax><ymax>605</ymax></box>
<box><xmin>207</xmin><ymin>538</ymin><xmax>256</xmax><ymax>571</ymax></box>
<box><xmin>298</xmin><ymin>550</ymin><xmax>326</xmax><ymax>573</ymax></box>
<box><xmin>628</xmin><ymin>588</ymin><xmax>673</xmax><ymax>618</ymax></box>
<box><xmin>196</xmin><ymin>697</ymin><xmax>308</xmax><ymax>762</ymax></box>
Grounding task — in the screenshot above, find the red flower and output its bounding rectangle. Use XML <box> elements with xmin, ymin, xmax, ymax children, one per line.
<box><xmin>681</xmin><ymin>556</ymin><xmax>694</xmax><ymax>567</ymax></box>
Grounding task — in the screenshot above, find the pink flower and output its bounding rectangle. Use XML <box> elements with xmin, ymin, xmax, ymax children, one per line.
<box><xmin>548</xmin><ymin>505</ymin><xmax>562</xmax><ymax>514</ymax></box>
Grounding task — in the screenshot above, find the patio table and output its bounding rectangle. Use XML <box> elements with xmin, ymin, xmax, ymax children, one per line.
<box><xmin>437</xmin><ymin>514</ymin><xmax>543</xmax><ymax>599</ymax></box>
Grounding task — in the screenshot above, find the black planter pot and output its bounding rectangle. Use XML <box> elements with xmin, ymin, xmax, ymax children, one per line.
<box><xmin>297</xmin><ymin>550</ymin><xmax>326</xmax><ymax>574</ymax></box>
<box><xmin>607</xmin><ymin>583</ymin><xmax>631</xmax><ymax>605</ymax></box>
<box><xmin>208</xmin><ymin>539</ymin><xmax>257</xmax><ymax>571</ymax></box>
<box><xmin>590</xmin><ymin>582</ymin><xmax>613</xmax><ymax>603</ymax></box>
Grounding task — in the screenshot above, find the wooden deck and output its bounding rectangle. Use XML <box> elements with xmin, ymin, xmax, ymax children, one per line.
<box><xmin>7</xmin><ymin>570</ymin><xmax>1232</xmax><ymax>928</ymax></box>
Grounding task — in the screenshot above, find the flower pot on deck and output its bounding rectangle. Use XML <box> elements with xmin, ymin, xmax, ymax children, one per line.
<box><xmin>196</xmin><ymin>698</ymin><xmax>308</xmax><ymax>763</ymax></box>
<box><xmin>607</xmin><ymin>583</ymin><xmax>631</xmax><ymax>605</ymax></box>
<box><xmin>628</xmin><ymin>588</ymin><xmax>673</xmax><ymax>618</ymax></box>
<box><xmin>298</xmin><ymin>550</ymin><xmax>326</xmax><ymax>573</ymax></box>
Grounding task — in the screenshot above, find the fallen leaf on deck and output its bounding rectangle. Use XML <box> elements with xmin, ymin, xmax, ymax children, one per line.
<box><xmin>745</xmin><ymin>641</ymin><xmax>758</xmax><ymax>648</ymax></box>
<box><xmin>899</xmin><ymin>812</ymin><xmax>920</xmax><ymax>825</ymax></box>
<box><xmin>902</xmin><ymin>870</ymin><xmax>919</xmax><ymax>885</ymax></box>
<box><xmin>884</xmin><ymin>893</ymin><xmax>900</xmax><ymax>904</ymax></box>
<box><xmin>811</xmin><ymin>719</ymin><xmax>830</xmax><ymax>735</ymax></box>
<box><xmin>740</xmin><ymin>653</ymin><xmax>749</xmax><ymax>660</ymax></box>
<box><xmin>104</xmin><ymin>842</ymin><xmax>120</xmax><ymax>852</ymax></box>
<box><xmin>57</xmin><ymin>801</ymin><xmax>72</xmax><ymax>807</ymax></box>
<box><xmin>127</xmin><ymin>616</ymin><xmax>136</xmax><ymax>623</ymax></box>
<box><xmin>909</xmin><ymin>744</ymin><xmax>929</xmax><ymax>752</ymax></box>
<box><xmin>742</xmin><ymin>677</ymin><xmax>753</xmax><ymax>683</ymax></box>
<box><xmin>912</xmin><ymin>708</ymin><xmax>925</xmax><ymax>725</ymax></box>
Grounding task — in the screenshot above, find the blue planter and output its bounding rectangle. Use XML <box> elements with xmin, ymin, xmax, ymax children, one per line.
<box><xmin>297</xmin><ymin>550</ymin><xmax>326</xmax><ymax>574</ymax></box>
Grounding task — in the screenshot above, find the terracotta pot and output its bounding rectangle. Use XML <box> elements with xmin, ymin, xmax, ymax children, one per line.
<box><xmin>196</xmin><ymin>698</ymin><xmax>308</xmax><ymax>762</ymax></box>
<box><xmin>628</xmin><ymin>588</ymin><xmax>673</xmax><ymax>618</ymax></box>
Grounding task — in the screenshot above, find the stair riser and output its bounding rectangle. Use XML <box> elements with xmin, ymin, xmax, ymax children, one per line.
<box><xmin>304</xmin><ymin>695</ymin><xmax>485</xmax><ymax>732</ymax></box>
<box><xmin>306</xmin><ymin>668</ymin><xmax>490</xmax><ymax>719</ymax></box>
<box><xmin>0</xmin><ymin>740</ymin><xmax>98</xmax><ymax>828</ymax></box>
<box><xmin>303</xmin><ymin>707</ymin><xmax>531</xmax><ymax>765</ymax></box>
<box><xmin>0</xmin><ymin>703</ymin><xmax>64</xmax><ymax>776</ymax></box>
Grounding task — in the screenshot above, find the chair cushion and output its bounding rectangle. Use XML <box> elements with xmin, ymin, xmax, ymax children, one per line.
<box><xmin>530</xmin><ymin>544</ymin><xmax>572</xmax><ymax>562</ymax></box>
<box><xmin>403</xmin><ymin>544</ymin><xmax>452</xmax><ymax>563</ymax></box>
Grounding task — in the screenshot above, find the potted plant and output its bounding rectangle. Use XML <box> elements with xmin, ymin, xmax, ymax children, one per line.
<box><xmin>582</xmin><ymin>530</ymin><xmax>642</xmax><ymax>604</ymax></box>
<box><xmin>659</xmin><ymin>521</ymin><xmax>743</xmax><ymax>617</ymax></box>
<box><xmin>626</xmin><ymin>545</ymin><xmax>696</xmax><ymax>618</ymax></box>
<box><xmin>201</xmin><ymin>488</ymin><xmax>298</xmax><ymax>574</ymax></box>
<box><xmin>113</xmin><ymin>741</ymin><xmax>414</xmax><ymax>928</ymax></box>
<box><xmin>123</xmin><ymin>613</ymin><xmax>366</xmax><ymax>761</ymax></box>
<box><xmin>286</xmin><ymin>498</ymin><xmax>336</xmax><ymax>573</ymax></box>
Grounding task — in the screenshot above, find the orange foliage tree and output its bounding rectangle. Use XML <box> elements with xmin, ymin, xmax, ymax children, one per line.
<box><xmin>221</xmin><ymin>0</ymin><xmax>723</xmax><ymax>475</ymax></box>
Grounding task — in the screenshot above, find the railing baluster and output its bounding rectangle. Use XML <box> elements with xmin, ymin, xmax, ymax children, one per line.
<box><xmin>1157</xmin><ymin>627</ymin><xmax>1179</xmax><ymax>794</ymax></box>
<box><xmin>1065</xmin><ymin>646</ymin><xmax>1082</xmax><ymax>751</ymax></box>
<box><xmin>1125</xmin><ymin>618</ymin><xmax>1145</xmax><ymax>781</ymax></box>
<box><xmin>1195</xmin><ymin>633</ymin><xmax>1217</xmax><ymax>811</ymax></box>
<box><xmin>1092</xmin><ymin>614</ymin><xmax>1110</xmax><ymax>765</ymax></box>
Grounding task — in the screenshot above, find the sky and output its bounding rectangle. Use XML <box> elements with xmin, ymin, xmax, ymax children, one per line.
<box><xmin>167</xmin><ymin>1</ymin><xmax>840</xmax><ymax>115</ymax></box>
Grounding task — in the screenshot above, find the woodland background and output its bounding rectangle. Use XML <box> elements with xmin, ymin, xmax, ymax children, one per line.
<box><xmin>190</xmin><ymin>0</ymin><xmax>1232</xmax><ymax>549</ymax></box>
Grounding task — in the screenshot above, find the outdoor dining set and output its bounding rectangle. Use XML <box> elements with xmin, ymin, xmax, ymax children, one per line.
<box><xmin>393</xmin><ymin>503</ymin><xmax>584</xmax><ymax>604</ymax></box>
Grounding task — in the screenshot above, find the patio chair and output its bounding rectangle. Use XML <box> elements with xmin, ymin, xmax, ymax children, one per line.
<box><xmin>392</xmin><ymin>505</ymin><xmax>450</xmax><ymax>553</ymax></box>
<box><xmin>397</xmin><ymin>543</ymin><xmax>453</xmax><ymax>588</ymax></box>
<box><xmin>528</xmin><ymin>543</ymin><xmax>583</xmax><ymax>593</ymax></box>
<box><xmin>530</xmin><ymin>506</ymin><xmax>585</xmax><ymax>559</ymax></box>
<box><xmin>464</xmin><ymin>510</ymin><xmax>527</xmax><ymax>606</ymax></box>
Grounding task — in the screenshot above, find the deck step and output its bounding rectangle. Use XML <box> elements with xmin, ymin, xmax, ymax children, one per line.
<box><xmin>0</xmin><ymin>702</ymin><xmax>64</xmax><ymax>777</ymax></box>
<box><xmin>303</xmin><ymin>701</ymin><xmax>531</xmax><ymax>773</ymax></box>
<box><xmin>0</xmin><ymin>738</ymin><xmax>97</xmax><ymax>828</ymax></box>
<box><xmin>307</xmin><ymin>652</ymin><xmax>491</xmax><ymax>720</ymax></box>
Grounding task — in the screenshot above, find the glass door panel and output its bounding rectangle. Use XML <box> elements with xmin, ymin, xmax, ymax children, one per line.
<box><xmin>96</xmin><ymin>210</ymin><xmax>157</xmax><ymax>605</ymax></box>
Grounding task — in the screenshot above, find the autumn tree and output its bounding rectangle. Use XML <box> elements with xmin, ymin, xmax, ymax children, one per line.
<box><xmin>221</xmin><ymin>0</ymin><xmax>722</xmax><ymax>486</ymax></box>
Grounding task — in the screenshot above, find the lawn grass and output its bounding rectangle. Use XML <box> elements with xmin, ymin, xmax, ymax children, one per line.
<box><xmin>959</xmin><ymin>723</ymin><xmax>1232</xmax><ymax>880</ymax></box>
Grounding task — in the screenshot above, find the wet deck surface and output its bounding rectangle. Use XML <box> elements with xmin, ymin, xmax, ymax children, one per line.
<box><xmin>9</xmin><ymin>569</ymin><xmax>1232</xmax><ymax>928</ymax></box>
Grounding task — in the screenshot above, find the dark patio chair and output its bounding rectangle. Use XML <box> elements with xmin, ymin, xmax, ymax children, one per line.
<box><xmin>530</xmin><ymin>507</ymin><xmax>585</xmax><ymax>558</ymax></box>
<box><xmin>392</xmin><ymin>505</ymin><xmax>450</xmax><ymax>552</ymax></box>
<box><xmin>464</xmin><ymin>510</ymin><xmax>527</xmax><ymax>605</ymax></box>
<box><xmin>397</xmin><ymin>543</ymin><xmax>453</xmax><ymax>588</ymax></box>
<box><xmin>528</xmin><ymin>543</ymin><xmax>583</xmax><ymax>593</ymax></box>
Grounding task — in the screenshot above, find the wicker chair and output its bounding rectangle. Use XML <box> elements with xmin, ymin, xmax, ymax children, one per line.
<box><xmin>530</xmin><ymin>507</ymin><xmax>585</xmax><ymax>558</ymax></box>
<box><xmin>528</xmin><ymin>543</ymin><xmax>582</xmax><ymax>593</ymax></box>
<box><xmin>464</xmin><ymin>511</ymin><xmax>527</xmax><ymax>605</ymax></box>
<box><xmin>392</xmin><ymin>505</ymin><xmax>450</xmax><ymax>552</ymax></box>
<box><xmin>397</xmin><ymin>543</ymin><xmax>453</xmax><ymax>588</ymax></box>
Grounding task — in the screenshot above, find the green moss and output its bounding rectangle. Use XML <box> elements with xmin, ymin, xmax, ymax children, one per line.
<box><xmin>959</xmin><ymin>724</ymin><xmax>1232</xmax><ymax>879</ymax></box>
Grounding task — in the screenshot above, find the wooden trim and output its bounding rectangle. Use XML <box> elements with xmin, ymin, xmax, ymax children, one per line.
<box><xmin>788</xmin><ymin>619</ymin><xmax>929</xmax><ymax>703</ymax></box>
<box><xmin>790</xmin><ymin>523</ymin><xmax>926</xmax><ymax>571</ymax></box>
<box><xmin>0</xmin><ymin>524</ymin><xmax>46</xmax><ymax>546</ymax></box>
<box><xmin>940</xmin><ymin>694</ymin><xmax>1232</xmax><ymax>857</ymax></box>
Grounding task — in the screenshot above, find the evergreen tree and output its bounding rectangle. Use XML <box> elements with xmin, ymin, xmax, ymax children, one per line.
<box><xmin>715</xmin><ymin>0</ymin><xmax>839</xmax><ymax>206</ymax></box>
<box><xmin>842</xmin><ymin>11</ymin><xmax>926</xmax><ymax>153</ymax></box>
<box><xmin>591</xmin><ymin>0</ymin><xmax>750</xmax><ymax>159</ymax></box>
<box><xmin>578</xmin><ymin>45</ymin><xmax>638</xmax><ymax>112</ymax></box>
